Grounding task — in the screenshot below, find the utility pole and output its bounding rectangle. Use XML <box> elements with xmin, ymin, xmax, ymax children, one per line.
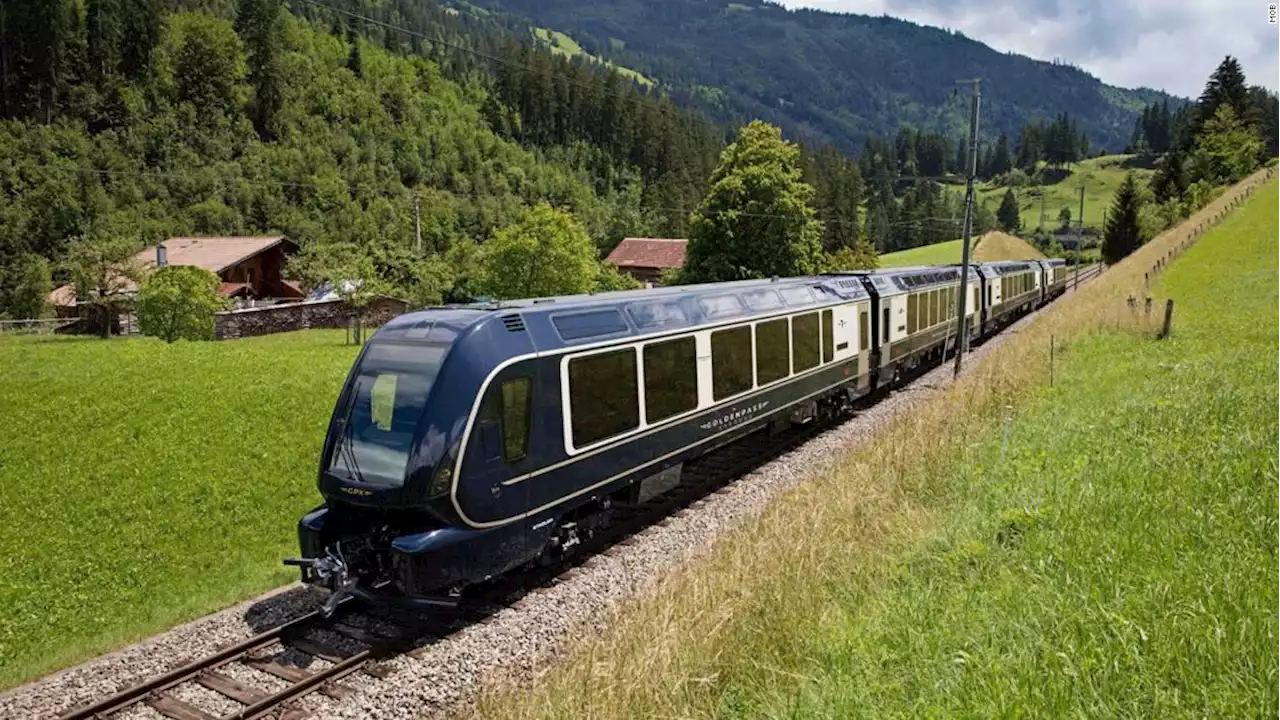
<box><xmin>1077</xmin><ymin>185</ymin><xmax>1085</xmax><ymax>234</ymax></box>
<box><xmin>952</xmin><ymin>78</ymin><xmax>981</xmax><ymax>378</ymax></box>
<box><xmin>413</xmin><ymin>192</ymin><xmax>422</xmax><ymax>253</ymax></box>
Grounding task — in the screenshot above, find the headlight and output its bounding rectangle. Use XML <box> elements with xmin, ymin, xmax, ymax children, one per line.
<box><xmin>427</xmin><ymin>464</ymin><xmax>453</xmax><ymax>498</ymax></box>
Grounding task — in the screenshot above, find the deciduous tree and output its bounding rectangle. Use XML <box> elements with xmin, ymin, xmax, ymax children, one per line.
<box><xmin>681</xmin><ymin>121</ymin><xmax>823</xmax><ymax>282</ymax></box>
<box><xmin>1190</xmin><ymin>105</ymin><xmax>1262</xmax><ymax>185</ymax></box>
<box><xmin>137</xmin><ymin>264</ymin><xmax>223</xmax><ymax>342</ymax></box>
<box><xmin>476</xmin><ymin>203</ymin><xmax>599</xmax><ymax>299</ymax></box>
<box><xmin>4</xmin><ymin>253</ymin><xmax>52</xmax><ymax>320</ymax></box>
<box><xmin>63</xmin><ymin>229</ymin><xmax>143</xmax><ymax>338</ymax></box>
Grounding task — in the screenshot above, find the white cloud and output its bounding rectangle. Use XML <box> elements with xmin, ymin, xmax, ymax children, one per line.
<box><xmin>779</xmin><ymin>0</ymin><xmax>1279</xmax><ymax>97</ymax></box>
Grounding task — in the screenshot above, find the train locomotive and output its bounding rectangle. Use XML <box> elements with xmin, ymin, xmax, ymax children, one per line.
<box><xmin>287</xmin><ymin>257</ymin><xmax>1068</xmax><ymax>615</ymax></box>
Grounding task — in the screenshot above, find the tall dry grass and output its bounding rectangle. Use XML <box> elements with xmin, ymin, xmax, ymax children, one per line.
<box><xmin>469</xmin><ymin>167</ymin><xmax>1277</xmax><ymax>720</ymax></box>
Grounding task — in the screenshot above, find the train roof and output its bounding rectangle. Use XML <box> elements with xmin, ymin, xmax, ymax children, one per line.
<box><xmin>374</xmin><ymin>258</ymin><xmax>1053</xmax><ymax>355</ymax></box>
<box><xmin>378</xmin><ymin>273</ymin><xmax>879</xmax><ymax>354</ymax></box>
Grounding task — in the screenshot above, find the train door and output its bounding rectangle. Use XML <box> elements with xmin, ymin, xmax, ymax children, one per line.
<box><xmin>471</xmin><ymin>360</ymin><xmax>541</xmax><ymax>566</ymax></box>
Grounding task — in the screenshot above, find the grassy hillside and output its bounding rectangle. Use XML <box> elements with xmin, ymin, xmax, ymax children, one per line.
<box><xmin>461</xmin><ymin>0</ymin><xmax>1175</xmax><ymax>152</ymax></box>
<box><xmin>978</xmin><ymin>154</ymin><xmax>1158</xmax><ymax>230</ymax></box>
<box><xmin>878</xmin><ymin>231</ymin><xmax>1045</xmax><ymax>267</ymax></box>
<box><xmin>531</xmin><ymin>27</ymin><xmax>653</xmax><ymax>86</ymax></box>
<box><xmin>474</xmin><ymin>174</ymin><xmax>1277</xmax><ymax>717</ymax></box>
<box><xmin>972</xmin><ymin>231</ymin><xmax>1046</xmax><ymax>262</ymax></box>
<box><xmin>0</xmin><ymin>331</ymin><xmax>356</xmax><ymax>689</ymax></box>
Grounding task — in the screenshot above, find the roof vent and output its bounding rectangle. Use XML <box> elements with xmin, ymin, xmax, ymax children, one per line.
<box><xmin>501</xmin><ymin>314</ymin><xmax>526</xmax><ymax>332</ymax></box>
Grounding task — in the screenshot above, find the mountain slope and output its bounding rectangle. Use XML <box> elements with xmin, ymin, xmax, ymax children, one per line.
<box><xmin>458</xmin><ymin>0</ymin><xmax>1175</xmax><ymax>152</ymax></box>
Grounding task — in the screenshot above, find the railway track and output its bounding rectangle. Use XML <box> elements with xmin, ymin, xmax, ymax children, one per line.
<box><xmin>55</xmin><ymin>272</ymin><xmax>1102</xmax><ymax>720</ymax></box>
<box><xmin>56</xmin><ymin>412</ymin><xmax>842</xmax><ymax>720</ymax></box>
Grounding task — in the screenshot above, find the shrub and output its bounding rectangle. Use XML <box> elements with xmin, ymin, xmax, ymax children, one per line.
<box><xmin>137</xmin><ymin>265</ymin><xmax>225</xmax><ymax>343</ymax></box>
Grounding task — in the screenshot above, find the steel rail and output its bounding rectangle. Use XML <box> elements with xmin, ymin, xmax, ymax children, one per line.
<box><xmin>56</xmin><ymin>610</ymin><xmax>324</xmax><ymax>720</ymax></box>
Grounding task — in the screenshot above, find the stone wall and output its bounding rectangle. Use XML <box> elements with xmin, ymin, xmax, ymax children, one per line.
<box><xmin>214</xmin><ymin>296</ymin><xmax>409</xmax><ymax>340</ymax></box>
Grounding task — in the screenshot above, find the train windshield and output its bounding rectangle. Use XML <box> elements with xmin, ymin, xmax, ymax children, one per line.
<box><xmin>326</xmin><ymin>341</ymin><xmax>448</xmax><ymax>488</ymax></box>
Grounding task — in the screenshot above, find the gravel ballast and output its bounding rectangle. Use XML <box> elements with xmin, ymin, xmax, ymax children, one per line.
<box><xmin>0</xmin><ymin>283</ymin><xmax>1088</xmax><ymax>720</ymax></box>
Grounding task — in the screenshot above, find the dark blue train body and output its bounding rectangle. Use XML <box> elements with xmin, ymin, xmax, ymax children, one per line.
<box><xmin>291</xmin><ymin>260</ymin><xmax>1072</xmax><ymax>613</ymax></box>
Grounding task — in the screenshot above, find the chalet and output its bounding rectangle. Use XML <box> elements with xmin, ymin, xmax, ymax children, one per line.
<box><xmin>49</xmin><ymin>236</ymin><xmax>304</xmax><ymax>315</ymax></box>
<box><xmin>605</xmin><ymin>237</ymin><xmax>687</xmax><ymax>284</ymax></box>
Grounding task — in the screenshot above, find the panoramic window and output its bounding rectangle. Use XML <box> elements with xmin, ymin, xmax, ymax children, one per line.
<box><xmin>643</xmin><ymin>336</ymin><xmax>698</xmax><ymax>424</ymax></box>
<box><xmin>822</xmin><ymin>309</ymin><xmax>834</xmax><ymax>363</ymax></box>
<box><xmin>907</xmin><ymin>293</ymin><xmax>918</xmax><ymax>333</ymax></box>
<box><xmin>554</xmin><ymin>309</ymin><xmax>628</xmax><ymax>341</ymax></box>
<box><xmin>567</xmin><ymin>348</ymin><xmax>639</xmax><ymax>448</ymax></box>
<box><xmin>711</xmin><ymin>326</ymin><xmax>754</xmax><ymax>400</ymax></box>
<box><xmin>792</xmin><ymin>312</ymin><xmax>819</xmax><ymax>372</ymax></box>
<box><xmin>755</xmin><ymin>318</ymin><xmax>790</xmax><ymax>385</ymax></box>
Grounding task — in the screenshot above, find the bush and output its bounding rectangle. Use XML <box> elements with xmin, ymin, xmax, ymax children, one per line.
<box><xmin>137</xmin><ymin>265</ymin><xmax>225</xmax><ymax>343</ymax></box>
<box><xmin>595</xmin><ymin>262</ymin><xmax>645</xmax><ymax>292</ymax></box>
<box><xmin>4</xmin><ymin>254</ymin><xmax>52</xmax><ymax>320</ymax></box>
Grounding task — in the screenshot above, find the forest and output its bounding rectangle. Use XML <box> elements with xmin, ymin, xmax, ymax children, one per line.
<box><xmin>459</xmin><ymin>0</ymin><xmax>1172</xmax><ymax>152</ymax></box>
<box><xmin>2</xmin><ymin>0</ymin><xmax>1267</xmax><ymax>321</ymax></box>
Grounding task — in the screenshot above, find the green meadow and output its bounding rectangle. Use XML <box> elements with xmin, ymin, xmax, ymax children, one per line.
<box><xmin>0</xmin><ymin>331</ymin><xmax>358</xmax><ymax>689</ymax></box>
<box><xmin>976</xmin><ymin>154</ymin><xmax>1157</xmax><ymax>230</ymax></box>
<box><xmin>728</xmin><ymin>180</ymin><xmax>1278</xmax><ymax>717</ymax></box>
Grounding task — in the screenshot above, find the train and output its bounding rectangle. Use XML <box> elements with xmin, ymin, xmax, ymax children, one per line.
<box><xmin>287</xmin><ymin>257</ymin><xmax>1068</xmax><ymax>616</ymax></box>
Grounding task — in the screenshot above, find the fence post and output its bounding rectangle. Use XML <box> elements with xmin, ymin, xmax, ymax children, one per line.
<box><xmin>1144</xmin><ymin>296</ymin><xmax>1152</xmax><ymax>316</ymax></box>
<box><xmin>1158</xmin><ymin>299</ymin><xmax>1175</xmax><ymax>339</ymax></box>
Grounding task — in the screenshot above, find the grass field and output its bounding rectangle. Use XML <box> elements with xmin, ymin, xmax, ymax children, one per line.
<box><xmin>532</xmin><ymin>28</ymin><xmax>653</xmax><ymax>87</ymax></box>
<box><xmin>878</xmin><ymin>231</ymin><xmax>1045</xmax><ymax>267</ymax></box>
<box><xmin>475</xmin><ymin>174</ymin><xmax>1277</xmax><ymax>717</ymax></box>
<box><xmin>0</xmin><ymin>331</ymin><xmax>358</xmax><ymax>689</ymax></box>
<box><xmin>977</xmin><ymin>154</ymin><xmax>1157</xmax><ymax>230</ymax></box>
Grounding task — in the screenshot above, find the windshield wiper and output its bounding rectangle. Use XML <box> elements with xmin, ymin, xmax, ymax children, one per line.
<box><xmin>332</xmin><ymin>383</ymin><xmax>369</xmax><ymax>486</ymax></box>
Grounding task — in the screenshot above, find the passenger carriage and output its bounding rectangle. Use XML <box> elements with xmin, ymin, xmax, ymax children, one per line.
<box><xmin>976</xmin><ymin>260</ymin><xmax>1043</xmax><ymax>336</ymax></box>
<box><xmin>1037</xmin><ymin>257</ymin><xmax>1068</xmax><ymax>304</ymax></box>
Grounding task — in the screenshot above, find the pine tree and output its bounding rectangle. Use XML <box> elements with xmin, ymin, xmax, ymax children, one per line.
<box><xmin>989</xmin><ymin>132</ymin><xmax>1012</xmax><ymax>176</ymax></box>
<box><xmin>996</xmin><ymin>189</ymin><xmax>1021</xmax><ymax>232</ymax></box>
<box><xmin>346</xmin><ymin>26</ymin><xmax>363</xmax><ymax>79</ymax></box>
<box><xmin>681</xmin><ymin>121</ymin><xmax>824</xmax><ymax>282</ymax></box>
<box><xmin>1198</xmin><ymin>56</ymin><xmax>1250</xmax><ymax>128</ymax></box>
<box><xmin>863</xmin><ymin>195</ymin><xmax>892</xmax><ymax>253</ymax></box>
<box><xmin>236</xmin><ymin>0</ymin><xmax>284</xmax><ymax>141</ymax></box>
<box><xmin>1102</xmin><ymin>172</ymin><xmax>1144</xmax><ymax>264</ymax></box>
<box><xmin>1151</xmin><ymin>149</ymin><xmax>1186</xmax><ymax>203</ymax></box>
<box><xmin>1016</xmin><ymin>122</ymin><xmax>1041</xmax><ymax>171</ymax></box>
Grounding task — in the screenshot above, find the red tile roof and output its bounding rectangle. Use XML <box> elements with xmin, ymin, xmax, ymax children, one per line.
<box><xmin>605</xmin><ymin>238</ymin><xmax>687</xmax><ymax>269</ymax></box>
<box><xmin>147</xmin><ymin>236</ymin><xmax>294</xmax><ymax>273</ymax></box>
<box><xmin>49</xmin><ymin>236</ymin><xmax>296</xmax><ymax>306</ymax></box>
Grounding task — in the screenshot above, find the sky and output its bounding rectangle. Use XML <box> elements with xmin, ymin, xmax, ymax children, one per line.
<box><xmin>780</xmin><ymin>0</ymin><xmax>1279</xmax><ymax>98</ymax></box>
